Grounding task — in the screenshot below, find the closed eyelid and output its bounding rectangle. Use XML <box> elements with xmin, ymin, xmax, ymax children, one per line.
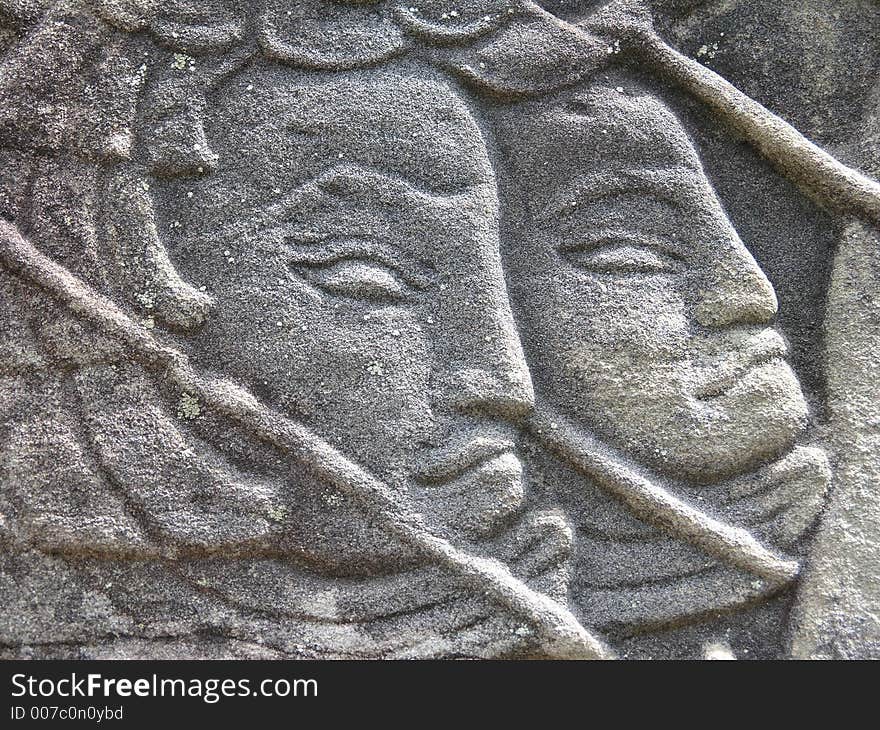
<box><xmin>283</xmin><ymin>236</ymin><xmax>434</xmax><ymax>290</ymax></box>
<box><xmin>558</xmin><ymin>229</ymin><xmax>685</xmax><ymax>261</ymax></box>
<box><xmin>290</xmin><ymin>258</ymin><xmax>411</xmax><ymax>305</ymax></box>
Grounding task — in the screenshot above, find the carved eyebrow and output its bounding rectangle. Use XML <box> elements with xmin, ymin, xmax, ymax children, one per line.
<box><xmin>290</xmin><ymin>162</ymin><xmax>483</xmax><ymax>205</ymax></box>
<box><xmin>536</xmin><ymin>165</ymin><xmax>702</xmax><ymax>221</ymax></box>
<box><xmin>217</xmin><ymin>162</ymin><xmax>486</xmax><ymax>242</ymax></box>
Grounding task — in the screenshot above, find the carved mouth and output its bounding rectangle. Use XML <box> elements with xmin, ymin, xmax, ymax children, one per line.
<box><xmin>415</xmin><ymin>432</ymin><xmax>518</xmax><ymax>483</ymax></box>
<box><xmin>694</xmin><ymin>331</ymin><xmax>789</xmax><ymax>401</ymax></box>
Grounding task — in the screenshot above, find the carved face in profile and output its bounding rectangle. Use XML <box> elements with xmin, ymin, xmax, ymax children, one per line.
<box><xmin>496</xmin><ymin>81</ymin><xmax>810</xmax><ymax>483</ymax></box>
<box><xmin>162</xmin><ymin>67</ymin><xmax>535</xmax><ymax>561</ymax></box>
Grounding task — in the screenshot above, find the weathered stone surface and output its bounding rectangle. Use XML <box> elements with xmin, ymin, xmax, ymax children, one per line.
<box><xmin>0</xmin><ymin>0</ymin><xmax>878</xmax><ymax>659</ymax></box>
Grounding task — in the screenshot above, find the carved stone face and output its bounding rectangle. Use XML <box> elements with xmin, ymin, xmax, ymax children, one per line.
<box><xmin>498</xmin><ymin>82</ymin><xmax>810</xmax><ymax>483</ymax></box>
<box><xmin>167</xmin><ymin>67</ymin><xmax>535</xmax><ymax>549</ymax></box>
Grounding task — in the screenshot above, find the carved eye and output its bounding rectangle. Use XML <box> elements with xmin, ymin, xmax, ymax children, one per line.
<box><xmin>298</xmin><ymin>258</ymin><xmax>410</xmax><ymax>303</ymax></box>
<box><xmin>562</xmin><ymin>241</ymin><xmax>683</xmax><ymax>275</ymax></box>
<box><xmin>283</xmin><ymin>235</ymin><xmax>431</xmax><ymax>305</ymax></box>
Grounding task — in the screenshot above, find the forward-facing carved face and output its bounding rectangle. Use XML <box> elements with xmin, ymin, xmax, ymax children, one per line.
<box><xmin>164</xmin><ymin>67</ymin><xmax>534</xmax><ymax>562</ymax></box>
<box><xmin>497</xmin><ymin>82</ymin><xmax>810</xmax><ymax>484</ymax></box>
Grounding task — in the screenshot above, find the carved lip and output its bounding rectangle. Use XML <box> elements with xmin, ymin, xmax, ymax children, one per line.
<box><xmin>414</xmin><ymin>432</ymin><xmax>518</xmax><ymax>483</ymax></box>
<box><xmin>694</xmin><ymin>331</ymin><xmax>789</xmax><ymax>400</ymax></box>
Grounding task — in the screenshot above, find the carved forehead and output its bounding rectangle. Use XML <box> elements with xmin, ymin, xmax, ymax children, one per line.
<box><xmin>563</xmin><ymin>83</ymin><xmax>700</xmax><ymax>163</ymax></box>
<box><xmin>496</xmin><ymin>79</ymin><xmax>703</xmax><ymax>198</ymax></box>
<box><xmin>206</xmin><ymin>66</ymin><xmax>494</xmax><ymax>193</ymax></box>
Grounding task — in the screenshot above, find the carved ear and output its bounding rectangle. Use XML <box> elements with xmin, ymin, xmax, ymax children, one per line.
<box><xmin>100</xmin><ymin>166</ymin><xmax>213</xmax><ymax>331</ymax></box>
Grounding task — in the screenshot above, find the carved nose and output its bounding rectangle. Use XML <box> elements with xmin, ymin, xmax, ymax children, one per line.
<box><xmin>443</xmin><ymin>364</ymin><xmax>536</xmax><ymax>420</ymax></box>
<box><xmin>434</xmin><ymin>298</ymin><xmax>536</xmax><ymax>420</ymax></box>
<box><xmin>694</xmin><ymin>234</ymin><xmax>778</xmax><ymax>328</ymax></box>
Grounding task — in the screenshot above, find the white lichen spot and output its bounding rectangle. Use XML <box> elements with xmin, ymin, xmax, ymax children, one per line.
<box><xmin>136</xmin><ymin>292</ymin><xmax>155</xmax><ymax>310</ymax></box>
<box><xmin>171</xmin><ymin>53</ymin><xmax>192</xmax><ymax>70</ymax></box>
<box><xmin>366</xmin><ymin>360</ymin><xmax>384</xmax><ymax>377</ymax></box>
<box><xmin>177</xmin><ymin>393</ymin><xmax>201</xmax><ymax>420</ymax></box>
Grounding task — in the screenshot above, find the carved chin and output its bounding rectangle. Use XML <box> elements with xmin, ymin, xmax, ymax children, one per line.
<box><xmin>579</xmin><ymin>359</ymin><xmax>811</xmax><ymax>485</ymax></box>
<box><xmin>647</xmin><ymin>360</ymin><xmax>811</xmax><ymax>484</ymax></box>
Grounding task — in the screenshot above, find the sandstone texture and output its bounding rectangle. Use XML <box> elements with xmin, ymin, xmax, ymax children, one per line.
<box><xmin>1</xmin><ymin>0</ymin><xmax>878</xmax><ymax>659</ymax></box>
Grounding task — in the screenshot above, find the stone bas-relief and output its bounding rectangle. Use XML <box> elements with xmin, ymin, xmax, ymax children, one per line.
<box><xmin>494</xmin><ymin>81</ymin><xmax>831</xmax><ymax>632</ymax></box>
<box><xmin>0</xmin><ymin>1</ymin><xmax>878</xmax><ymax>659</ymax></box>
